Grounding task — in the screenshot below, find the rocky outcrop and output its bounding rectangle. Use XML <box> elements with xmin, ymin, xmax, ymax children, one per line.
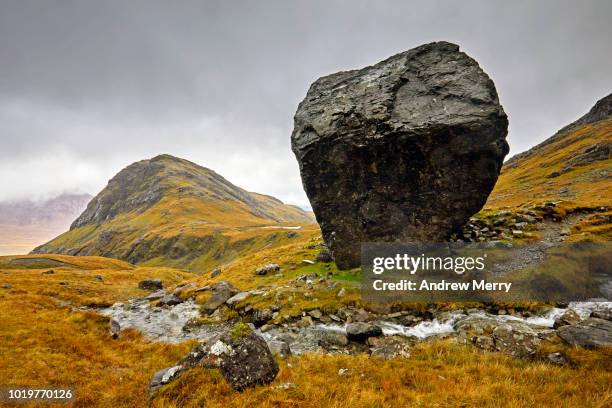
<box><xmin>291</xmin><ymin>41</ymin><xmax>508</xmax><ymax>268</ymax></box>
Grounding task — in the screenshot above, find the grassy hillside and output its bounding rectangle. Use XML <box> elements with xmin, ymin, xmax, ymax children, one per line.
<box><xmin>32</xmin><ymin>155</ymin><xmax>316</xmax><ymax>273</ymax></box>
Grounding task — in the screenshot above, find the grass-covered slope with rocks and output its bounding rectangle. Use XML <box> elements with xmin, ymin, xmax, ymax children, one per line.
<box><xmin>32</xmin><ymin>154</ymin><xmax>315</xmax><ymax>273</ymax></box>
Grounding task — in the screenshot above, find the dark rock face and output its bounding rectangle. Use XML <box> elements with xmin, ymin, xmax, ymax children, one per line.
<box><xmin>291</xmin><ymin>41</ymin><xmax>508</xmax><ymax>268</ymax></box>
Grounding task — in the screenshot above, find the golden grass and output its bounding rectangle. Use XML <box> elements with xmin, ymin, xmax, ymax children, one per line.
<box><xmin>0</xmin><ymin>255</ymin><xmax>196</xmax><ymax>407</ymax></box>
<box><xmin>154</xmin><ymin>341</ymin><xmax>612</xmax><ymax>408</ymax></box>
<box><xmin>486</xmin><ymin>120</ymin><xmax>612</xmax><ymax>210</ymax></box>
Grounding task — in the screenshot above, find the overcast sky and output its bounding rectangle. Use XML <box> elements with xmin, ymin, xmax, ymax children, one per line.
<box><xmin>0</xmin><ymin>0</ymin><xmax>610</xmax><ymax>207</ymax></box>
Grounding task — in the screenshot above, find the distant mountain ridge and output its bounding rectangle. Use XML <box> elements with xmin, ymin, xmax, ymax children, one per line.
<box><xmin>487</xmin><ymin>93</ymin><xmax>611</xmax><ymax>208</ymax></box>
<box><xmin>33</xmin><ymin>155</ymin><xmax>315</xmax><ymax>272</ymax></box>
<box><xmin>0</xmin><ymin>193</ymin><xmax>91</xmax><ymax>255</ymax></box>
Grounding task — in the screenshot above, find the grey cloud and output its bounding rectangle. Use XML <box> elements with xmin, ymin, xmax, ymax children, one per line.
<box><xmin>0</xmin><ymin>0</ymin><xmax>610</xmax><ymax>205</ymax></box>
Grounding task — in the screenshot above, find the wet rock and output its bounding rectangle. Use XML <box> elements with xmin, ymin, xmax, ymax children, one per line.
<box><xmin>553</xmin><ymin>309</ymin><xmax>581</xmax><ymax>329</ymax></box>
<box><xmin>138</xmin><ymin>279</ymin><xmax>163</xmax><ymax>291</ymax></box>
<box><xmin>149</xmin><ymin>365</ymin><xmax>184</xmax><ymax>394</ymax></box>
<box><xmin>255</xmin><ymin>264</ymin><xmax>280</xmax><ymax>276</ymax></box>
<box><xmin>158</xmin><ymin>294</ymin><xmax>183</xmax><ymax>307</ymax></box>
<box><xmin>202</xmin><ymin>281</ymin><xmax>239</xmax><ymax>314</ymax></box>
<box><xmin>291</xmin><ymin>41</ymin><xmax>508</xmax><ymax>269</ymax></box>
<box><xmin>557</xmin><ymin>318</ymin><xmax>612</xmax><ymax>348</ymax></box>
<box><xmin>346</xmin><ymin>322</ymin><xmax>383</xmax><ymax>342</ymax></box>
<box><xmin>368</xmin><ymin>335</ymin><xmax>411</xmax><ymax>359</ymax></box>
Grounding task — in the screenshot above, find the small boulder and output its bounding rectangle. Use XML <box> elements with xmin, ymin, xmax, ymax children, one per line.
<box><xmin>547</xmin><ymin>352</ymin><xmax>567</xmax><ymax>365</ymax></box>
<box><xmin>346</xmin><ymin>322</ymin><xmax>383</xmax><ymax>342</ymax></box>
<box><xmin>202</xmin><ymin>281</ymin><xmax>239</xmax><ymax>314</ymax></box>
<box><xmin>109</xmin><ymin>318</ymin><xmax>121</xmax><ymax>338</ymax></box>
<box><xmin>590</xmin><ymin>309</ymin><xmax>612</xmax><ymax>321</ymax></box>
<box><xmin>138</xmin><ymin>279</ymin><xmax>163</xmax><ymax>291</ymax></box>
<box><xmin>255</xmin><ymin>264</ymin><xmax>280</xmax><ymax>276</ymax></box>
<box><xmin>211</xmin><ymin>268</ymin><xmax>222</xmax><ymax>278</ymax></box>
<box><xmin>319</xmin><ymin>332</ymin><xmax>349</xmax><ymax>349</ymax></box>
<box><xmin>216</xmin><ymin>330</ymin><xmax>279</xmax><ymax>391</ymax></box>
<box><xmin>145</xmin><ymin>290</ymin><xmax>166</xmax><ymax>301</ymax></box>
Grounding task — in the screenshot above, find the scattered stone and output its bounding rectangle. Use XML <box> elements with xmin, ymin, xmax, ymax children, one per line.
<box><xmin>202</xmin><ymin>281</ymin><xmax>239</xmax><ymax>314</ymax></box>
<box><xmin>173</xmin><ymin>283</ymin><xmax>196</xmax><ymax>295</ymax></box>
<box><xmin>308</xmin><ymin>309</ymin><xmax>323</xmax><ymax>319</ymax></box>
<box><xmin>149</xmin><ymin>365</ymin><xmax>184</xmax><ymax>394</ymax></box>
<box><xmin>138</xmin><ymin>279</ymin><xmax>163</xmax><ymax>291</ymax></box>
<box><xmin>337</xmin><ymin>288</ymin><xmax>346</xmax><ymax>298</ymax></box>
<box><xmin>211</xmin><ymin>268</ymin><xmax>221</xmax><ymax>278</ymax></box>
<box><xmin>557</xmin><ymin>318</ymin><xmax>612</xmax><ymax>348</ymax></box>
<box><xmin>94</xmin><ymin>275</ymin><xmax>104</xmax><ymax>281</ymax></box>
<box><xmin>252</xmin><ymin>308</ymin><xmax>274</xmax><ymax>327</ymax></box>
<box><xmin>41</xmin><ymin>270</ymin><xmax>55</xmax><ymax>275</ymax></box>
<box><xmin>255</xmin><ymin>264</ymin><xmax>280</xmax><ymax>276</ymax></box>
<box><xmin>275</xmin><ymin>383</ymin><xmax>297</xmax><ymax>390</ymax></box>
<box><xmin>338</xmin><ymin>368</ymin><xmax>349</xmax><ymax>376</ymax></box>
<box><xmin>291</xmin><ymin>41</ymin><xmax>508</xmax><ymax>268</ymax></box>
<box><xmin>368</xmin><ymin>336</ymin><xmax>411</xmax><ymax>359</ymax></box>
<box><xmin>109</xmin><ymin>318</ymin><xmax>121</xmax><ymax>338</ymax></box>
<box><xmin>1</xmin><ymin>283</ymin><xmax>12</xmax><ymax>289</ymax></box>
<box><xmin>346</xmin><ymin>322</ymin><xmax>383</xmax><ymax>342</ymax></box>
<box><xmin>547</xmin><ymin>352</ymin><xmax>566</xmax><ymax>365</ymax></box>
<box><xmin>226</xmin><ymin>292</ymin><xmax>250</xmax><ymax>307</ymax></box>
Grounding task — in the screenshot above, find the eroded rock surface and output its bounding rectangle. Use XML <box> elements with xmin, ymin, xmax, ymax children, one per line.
<box><xmin>291</xmin><ymin>41</ymin><xmax>508</xmax><ymax>268</ymax></box>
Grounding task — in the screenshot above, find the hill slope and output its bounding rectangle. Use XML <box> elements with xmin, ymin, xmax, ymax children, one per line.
<box><xmin>33</xmin><ymin>154</ymin><xmax>315</xmax><ymax>272</ymax></box>
<box><xmin>0</xmin><ymin>193</ymin><xmax>91</xmax><ymax>255</ymax></box>
<box><xmin>486</xmin><ymin>93</ymin><xmax>611</xmax><ymax>209</ymax></box>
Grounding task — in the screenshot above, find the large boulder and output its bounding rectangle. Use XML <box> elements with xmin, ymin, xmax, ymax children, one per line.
<box><xmin>291</xmin><ymin>41</ymin><xmax>508</xmax><ymax>268</ymax></box>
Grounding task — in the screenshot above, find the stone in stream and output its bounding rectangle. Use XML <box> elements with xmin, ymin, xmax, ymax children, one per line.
<box><xmin>346</xmin><ymin>322</ymin><xmax>383</xmax><ymax>342</ymax></box>
<box><xmin>291</xmin><ymin>41</ymin><xmax>509</xmax><ymax>269</ymax></box>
